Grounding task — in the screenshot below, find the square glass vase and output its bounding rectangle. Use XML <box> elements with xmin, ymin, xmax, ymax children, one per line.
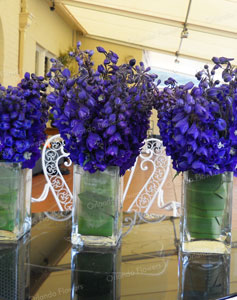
<box><xmin>71</xmin><ymin>165</ymin><xmax>123</xmax><ymax>247</ymax></box>
<box><xmin>0</xmin><ymin>162</ymin><xmax>32</xmax><ymax>241</ymax></box>
<box><xmin>180</xmin><ymin>171</ymin><xmax>233</xmax><ymax>254</ymax></box>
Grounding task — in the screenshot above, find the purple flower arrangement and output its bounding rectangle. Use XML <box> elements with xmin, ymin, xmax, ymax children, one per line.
<box><xmin>155</xmin><ymin>57</ymin><xmax>237</xmax><ymax>175</ymax></box>
<box><xmin>47</xmin><ymin>42</ymin><xmax>159</xmax><ymax>175</ymax></box>
<box><xmin>0</xmin><ymin>73</ymin><xmax>49</xmax><ymax>168</ymax></box>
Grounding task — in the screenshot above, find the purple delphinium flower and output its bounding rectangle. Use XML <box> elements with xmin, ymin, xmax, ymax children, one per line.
<box><xmin>86</xmin><ymin>133</ymin><xmax>102</xmax><ymax>151</ymax></box>
<box><xmin>47</xmin><ymin>42</ymin><xmax>159</xmax><ymax>175</ymax></box>
<box><xmin>0</xmin><ymin>74</ymin><xmax>49</xmax><ymax>168</ymax></box>
<box><xmin>155</xmin><ymin>57</ymin><xmax>237</xmax><ymax>176</ymax></box>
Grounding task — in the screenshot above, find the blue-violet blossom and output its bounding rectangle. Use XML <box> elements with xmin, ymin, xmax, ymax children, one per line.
<box><xmin>47</xmin><ymin>42</ymin><xmax>159</xmax><ymax>175</ymax></box>
<box><xmin>155</xmin><ymin>57</ymin><xmax>237</xmax><ymax>176</ymax></box>
<box><xmin>0</xmin><ymin>73</ymin><xmax>49</xmax><ymax>168</ymax></box>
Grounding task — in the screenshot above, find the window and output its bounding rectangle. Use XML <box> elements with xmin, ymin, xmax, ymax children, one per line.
<box><xmin>35</xmin><ymin>44</ymin><xmax>55</xmax><ymax>76</ymax></box>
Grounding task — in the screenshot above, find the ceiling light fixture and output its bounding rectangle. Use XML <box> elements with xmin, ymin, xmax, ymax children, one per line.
<box><xmin>181</xmin><ymin>27</ymin><xmax>189</xmax><ymax>39</ymax></box>
<box><xmin>174</xmin><ymin>0</ymin><xmax>192</xmax><ymax>62</ymax></box>
<box><xmin>175</xmin><ymin>51</ymin><xmax>180</xmax><ymax>64</ymax></box>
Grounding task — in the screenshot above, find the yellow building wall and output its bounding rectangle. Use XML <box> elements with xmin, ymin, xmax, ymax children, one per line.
<box><xmin>0</xmin><ymin>0</ymin><xmax>75</xmax><ymax>86</ymax></box>
<box><xmin>0</xmin><ymin>16</ymin><xmax>4</xmax><ymax>84</ymax></box>
<box><xmin>23</xmin><ymin>0</ymin><xmax>75</xmax><ymax>75</ymax></box>
<box><xmin>0</xmin><ymin>0</ymin><xmax>21</xmax><ymax>86</ymax></box>
<box><xmin>150</xmin><ymin>109</ymin><xmax>159</xmax><ymax>135</ymax></box>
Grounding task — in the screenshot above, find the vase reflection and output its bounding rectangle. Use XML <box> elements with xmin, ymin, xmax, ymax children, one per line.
<box><xmin>71</xmin><ymin>245</ymin><xmax>121</xmax><ymax>300</ymax></box>
<box><xmin>0</xmin><ymin>233</ymin><xmax>31</xmax><ymax>300</ymax></box>
<box><xmin>178</xmin><ymin>252</ymin><xmax>230</xmax><ymax>300</ymax></box>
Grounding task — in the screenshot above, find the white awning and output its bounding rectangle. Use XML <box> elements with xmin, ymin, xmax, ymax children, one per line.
<box><xmin>57</xmin><ymin>0</ymin><xmax>237</xmax><ymax>64</ymax></box>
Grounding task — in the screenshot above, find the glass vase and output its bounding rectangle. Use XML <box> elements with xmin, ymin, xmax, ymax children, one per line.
<box><xmin>178</xmin><ymin>252</ymin><xmax>230</xmax><ymax>300</ymax></box>
<box><xmin>0</xmin><ymin>233</ymin><xmax>31</xmax><ymax>299</ymax></box>
<box><xmin>71</xmin><ymin>245</ymin><xmax>121</xmax><ymax>299</ymax></box>
<box><xmin>180</xmin><ymin>171</ymin><xmax>233</xmax><ymax>254</ymax></box>
<box><xmin>0</xmin><ymin>162</ymin><xmax>32</xmax><ymax>241</ymax></box>
<box><xmin>71</xmin><ymin>165</ymin><xmax>123</xmax><ymax>247</ymax></box>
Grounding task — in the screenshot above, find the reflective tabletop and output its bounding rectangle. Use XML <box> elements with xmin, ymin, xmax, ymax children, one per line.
<box><xmin>0</xmin><ymin>212</ymin><xmax>237</xmax><ymax>300</ymax></box>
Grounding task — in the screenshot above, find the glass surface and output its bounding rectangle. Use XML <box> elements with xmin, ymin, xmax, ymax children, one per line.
<box><xmin>1</xmin><ymin>212</ymin><xmax>237</xmax><ymax>299</ymax></box>
<box><xmin>181</xmin><ymin>171</ymin><xmax>233</xmax><ymax>254</ymax></box>
<box><xmin>0</xmin><ymin>162</ymin><xmax>32</xmax><ymax>240</ymax></box>
<box><xmin>72</xmin><ymin>165</ymin><xmax>122</xmax><ymax>247</ymax></box>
